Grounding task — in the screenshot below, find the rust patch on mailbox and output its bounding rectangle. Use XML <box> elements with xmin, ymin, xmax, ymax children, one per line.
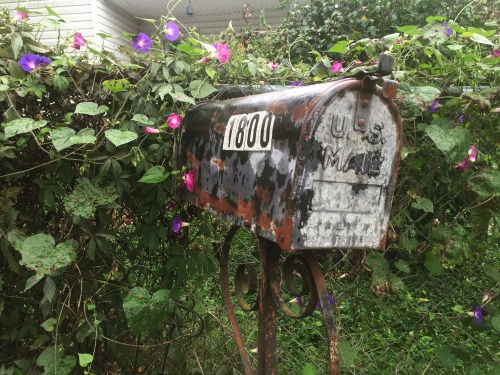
<box><xmin>214</xmin><ymin>123</ymin><xmax>226</xmax><ymax>133</ymax></box>
<box><xmin>256</xmin><ymin>211</ymin><xmax>272</xmax><ymax>231</ymax></box>
<box><xmin>273</xmin><ymin>216</ymin><xmax>294</xmax><ymax>252</ymax></box>
<box><xmin>237</xmin><ymin>197</ymin><xmax>257</xmax><ymax>224</ymax></box>
<box><xmin>187</xmin><ymin>152</ymin><xmax>199</xmax><ymax>169</ymax></box>
<box><xmin>211</xmin><ymin>158</ymin><xmax>225</xmax><ymax>170</ymax></box>
<box><xmin>256</xmin><ymin>185</ymin><xmax>272</xmax><ymax>206</ymax></box>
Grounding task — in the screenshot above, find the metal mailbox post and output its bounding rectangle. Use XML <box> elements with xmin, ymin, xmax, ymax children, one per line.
<box><xmin>178</xmin><ymin>57</ymin><xmax>403</xmax><ymax>374</ymax></box>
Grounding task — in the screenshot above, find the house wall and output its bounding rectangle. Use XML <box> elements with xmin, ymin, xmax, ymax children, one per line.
<box><xmin>1</xmin><ymin>0</ymin><xmax>139</xmax><ymax>56</ymax></box>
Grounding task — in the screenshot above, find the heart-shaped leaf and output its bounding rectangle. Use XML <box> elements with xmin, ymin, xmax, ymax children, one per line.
<box><xmin>102</xmin><ymin>78</ymin><xmax>130</xmax><ymax>92</ymax></box>
<box><xmin>19</xmin><ymin>234</ymin><xmax>78</xmax><ymax>276</ymax></box>
<box><xmin>105</xmin><ymin>129</ymin><xmax>138</xmax><ymax>147</ymax></box>
<box><xmin>132</xmin><ymin>114</ymin><xmax>155</xmax><ymax>125</ymax></box>
<box><xmin>75</xmin><ymin>102</ymin><xmax>109</xmax><ymax>116</ymax></box>
<box><xmin>3</xmin><ymin>118</ymin><xmax>47</xmax><ymax>139</ymax></box>
<box><xmin>139</xmin><ymin>166</ymin><xmax>169</xmax><ymax>183</ymax></box>
<box><xmin>123</xmin><ymin>287</ymin><xmax>174</xmax><ymax>335</ymax></box>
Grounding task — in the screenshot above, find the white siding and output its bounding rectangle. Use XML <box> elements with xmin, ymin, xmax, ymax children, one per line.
<box><xmin>1</xmin><ymin>0</ymin><xmax>94</xmax><ymax>46</ymax></box>
<box><xmin>92</xmin><ymin>0</ymin><xmax>139</xmax><ymax>55</ymax></box>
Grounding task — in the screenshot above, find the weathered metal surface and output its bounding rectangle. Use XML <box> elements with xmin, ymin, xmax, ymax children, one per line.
<box><xmin>179</xmin><ymin>78</ymin><xmax>402</xmax><ymax>252</ymax></box>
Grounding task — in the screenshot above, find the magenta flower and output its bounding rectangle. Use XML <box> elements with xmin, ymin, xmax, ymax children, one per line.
<box><xmin>165</xmin><ymin>21</ymin><xmax>180</xmax><ymax>42</ymax></box>
<box><xmin>268</xmin><ymin>62</ymin><xmax>279</xmax><ymax>70</ymax></box>
<box><xmin>145</xmin><ymin>127</ymin><xmax>160</xmax><ymax>134</ymax></box>
<box><xmin>214</xmin><ymin>43</ymin><xmax>230</xmax><ymax>64</ymax></box>
<box><xmin>167</xmin><ymin>113</ymin><xmax>182</xmax><ymax>129</ymax></box>
<box><xmin>13</xmin><ymin>9</ymin><xmax>29</xmax><ymax>22</ymax></box>
<box><xmin>468</xmin><ymin>144</ymin><xmax>478</xmax><ymax>162</ymax></box>
<box><xmin>290</xmin><ymin>81</ymin><xmax>303</xmax><ymax>87</ymax></box>
<box><xmin>183</xmin><ymin>169</ymin><xmax>196</xmax><ymax>191</ymax></box>
<box><xmin>458</xmin><ymin>159</ymin><xmax>469</xmax><ymax>170</ymax></box>
<box><xmin>18</xmin><ymin>54</ymin><xmax>51</xmax><ymax>72</ymax></box>
<box><xmin>198</xmin><ymin>56</ymin><xmax>211</xmax><ymax>63</ymax></box>
<box><xmin>491</xmin><ymin>48</ymin><xmax>500</xmax><ymax>57</ymax></box>
<box><xmin>172</xmin><ymin>214</ymin><xmax>188</xmax><ymax>233</ymax></box>
<box><xmin>482</xmin><ymin>289</ymin><xmax>493</xmax><ymax>304</ymax></box>
<box><xmin>69</xmin><ymin>32</ymin><xmax>86</xmax><ymax>50</ymax></box>
<box><xmin>330</xmin><ymin>61</ymin><xmax>343</xmax><ymax>73</ymax></box>
<box><xmin>124</xmin><ymin>217</ymin><xmax>132</xmax><ymax>225</ymax></box>
<box><xmin>429</xmin><ymin>99</ymin><xmax>441</xmax><ymax>113</ymax></box>
<box><xmin>132</xmin><ymin>32</ymin><xmax>152</xmax><ymax>53</ymax></box>
<box><xmin>468</xmin><ymin>305</ymin><xmax>483</xmax><ymax>324</ymax></box>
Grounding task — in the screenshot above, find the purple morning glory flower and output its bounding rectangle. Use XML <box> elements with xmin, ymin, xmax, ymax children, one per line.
<box><xmin>172</xmin><ymin>214</ymin><xmax>188</xmax><ymax>233</ymax></box>
<box><xmin>290</xmin><ymin>81</ymin><xmax>303</xmax><ymax>87</ymax></box>
<box><xmin>471</xmin><ymin>305</ymin><xmax>483</xmax><ymax>324</ymax></box>
<box><xmin>18</xmin><ymin>54</ymin><xmax>51</xmax><ymax>72</ymax></box>
<box><xmin>132</xmin><ymin>32</ymin><xmax>152</xmax><ymax>53</ymax></box>
<box><xmin>429</xmin><ymin>99</ymin><xmax>441</xmax><ymax>113</ymax></box>
<box><xmin>444</xmin><ymin>27</ymin><xmax>453</xmax><ymax>37</ymax></box>
<box><xmin>458</xmin><ymin>114</ymin><xmax>465</xmax><ymax>122</ymax></box>
<box><xmin>165</xmin><ymin>21</ymin><xmax>180</xmax><ymax>42</ymax></box>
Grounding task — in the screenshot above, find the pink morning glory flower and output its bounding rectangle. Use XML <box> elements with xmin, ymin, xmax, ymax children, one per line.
<box><xmin>458</xmin><ymin>159</ymin><xmax>469</xmax><ymax>170</ymax></box>
<box><xmin>268</xmin><ymin>62</ymin><xmax>279</xmax><ymax>70</ymax></box>
<box><xmin>491</xmin><ymin>48</ymin><xmax>500</xmax><ymax>57</ymax></box>
<box><xmin>69</xmin><ymin>32</ymin><xmax>86</xmax><ymax>50</ymax></box>
<box><xmin>214</xmin><ymin>43</ymin><xmax>230</xmax><ymax>64</ymax></box>
<box><xmin>166</xmin><ymin>201</ymin><xmax>175</xmax><ymax>211</ymax></box>
<box><xmin>132</xmin><ymin>32</ymin><xmax>152</xmax><ymax>53</ymax></box>
<box><xmin>124</xmin><ymin>217</ymin><xmax>132</xmax><ymax>225</ymax></box>
<box><xmin>183</xmin><ymin>169</ymin><xmax>196</xmax><ymax>191</ymax></box>
<box><xmin>198</xmin><ymin>56</ymin><xmax>211</xmax><ymax>63</ymax></box>
<box><xmin>172</xmin><ymin>214</ymin><xmax>188</xmax><ymax>233</ymax></box>
<box><xmin>165</xmin><ymin>21</ymin><xmax>180</xmax><ymax>42</ymax></box>
<box><xmin>468</xmin><ymin>305</ymin><xmax>483</xmax><ymax>324</ymax></box>
<box><xmin>330</xmin><ymin>61</ymin><xmax>343</xmax><ymax>73</ymax></box>
<box><xmin>167</xmin><ymin>113</ymin><xmax>182</xmax><ymax>129</ymax></box>
<box><xmin>18</xmin><ymin>54</ymin><xmax>51</xmax><ymax>72</ymax></box>
<box><xmin>13</xmin><ymin>9</ymin><xmax>29</xmax><ymax>22</ymax></box>
<box><xmin>429</xmin><ymin>99</ymin><xmax>441</xmax><ymax>113</ymax></box>
<box><xmin>468</xmin><ymin>144</ymin><xmax>477</xmax><ymax>162</ymax></box>
<box><xmin>145</xmin><ymin>127</ymin><xmax>160</xmax><ymax>134</ymax></box>
<box><xmin>482</xmin><ymin>289</ymin><xmax>493</xmax><ymax>304</ymax></box>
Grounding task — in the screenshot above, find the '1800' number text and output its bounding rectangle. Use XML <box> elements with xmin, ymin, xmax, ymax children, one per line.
<box><xmin>223</xmin><ymin>111</ymin><xmax>275</xmax><ymax>151</ymax></box>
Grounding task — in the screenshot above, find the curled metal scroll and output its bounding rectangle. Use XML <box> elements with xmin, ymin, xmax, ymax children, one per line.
<box><xmin>235</xmin><ymin>263</ymin><xmax>259</xmax><ymax>312</ymax></box>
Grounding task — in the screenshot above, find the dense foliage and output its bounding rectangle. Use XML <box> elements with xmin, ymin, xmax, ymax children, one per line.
<box><xmin>0</xmin><ymin>1</ymin><xmax>499</xmax><ymax>374</ymax></box>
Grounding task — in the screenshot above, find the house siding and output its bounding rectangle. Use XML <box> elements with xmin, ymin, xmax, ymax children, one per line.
<box><xmin>1</xmin><ymin>0</ymin><xmax>94</xmax><ymax>46</ymax></box>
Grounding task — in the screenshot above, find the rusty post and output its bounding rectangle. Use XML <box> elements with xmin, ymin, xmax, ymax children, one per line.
<box><xmin>257</xmin><ymin>237</ymin><xmax>279</xmax><ymax>374</ymax></box>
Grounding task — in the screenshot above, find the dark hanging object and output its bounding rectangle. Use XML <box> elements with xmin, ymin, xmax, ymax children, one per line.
<box><xmin>187</xmin><ymin>0</ymin><xmax>194</xmax><ymax>17</ymax></box>
<box><xmin>242</xmin><ymin>3</ymin><xmax>252</xmax><ymax>23</ymax></box>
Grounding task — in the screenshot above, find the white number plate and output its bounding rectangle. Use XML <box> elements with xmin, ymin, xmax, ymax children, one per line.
<box><xmin>223</xmin><ymin>111</ymin><xmax>275</xmax><ymax>151</ymax></box>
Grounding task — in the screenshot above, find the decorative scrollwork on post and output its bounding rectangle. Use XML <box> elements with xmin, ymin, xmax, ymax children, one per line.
<box><xmin>235</xmin><ymin>263</ymin><xmax>259</xmax><ymax>312</ymax></box>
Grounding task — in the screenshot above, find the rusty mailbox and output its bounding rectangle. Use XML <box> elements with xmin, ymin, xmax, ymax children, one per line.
<box><xmin>178</xmin><ymin>61</ymin><xmax>403</xmax><ymax>374</ymax></box>
<box><xmin>178</xmin><ymin>74</ymin><xmax>402</xmax><ymax>252</ymax></box>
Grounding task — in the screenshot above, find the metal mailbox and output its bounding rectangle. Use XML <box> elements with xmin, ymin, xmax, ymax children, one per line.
<box><xmin>178</xmin><ymin>75</ymin><xmax>402</xmax><ymax>252</ymax></box>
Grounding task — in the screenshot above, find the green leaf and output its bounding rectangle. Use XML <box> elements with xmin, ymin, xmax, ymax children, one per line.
<box><xmin>424</xmin><ymin>254</ymin><xmax>444</xmax><ymax>275</ymax></box>
<box><xmin>189</xmin><ymin>80</ymin><xmax>218</xmax><ymax>99</ymax></box>
<box><xmin>11</xmin><ymin>32</ymin><xmax>23</xmax><ymax>59</ymax></box>
<box><xmin>327</xmin><ymin>40</ymin><xmax>350</xmax><ymax>53</ymax></box>
<box><xmin>40</xmin><ymin>318</ymin><xmax>57</xmax><ymax>332</ymax></box>
<box><xmin>3</xmin><ymin>118</ymin><xmax>47</xmax><ymax>139</ymax></box>
<box><xmin>24</xmin><ymin>38</ymin><xmax>50</xmax><ymax>54</ymax></box>
<box><xmin>105</xmin><ymin>129</ymin><xmax>138</xmax><ymax>147</ymax></box>
<box><xmin>435</xmin><ymin>344</ymin><xmax>457</xmax><ymax>370</ymax></box>
<box><xmin>302</xmin><ymin>362</ymin><xmax>316</xmax><ymax>375</ymax></box>
<box><xmin>74</xmin><ymin>102</ymin><xmax>109</xmax><ymax>116</ymax></box>
<box><xmin>169</xmin><ymin>92</ymin><xmax>196</xmax><ymax>105</ymax></box>
<box><xmin>19</xmin><ymin>234</ymin><xmax>78</xmax><ymax>276</ymax></box>
<box><xmin>78</xmin><ymin>353</ymin><xmax>94</xmax><ymax>367</ymax></box>
<box><xmin>51</xmin><ymin>128</ymin><xmax>96</xmax><ymax>151</ymax></box>
<box><xmin>447</xmin><ymin>45</ymin><xmax>465</xmax><ymax>51</ymax></box>
<box><xmin>397</xmin><ymin>25</ymin><xmax>420</xmax><ymax>34</ymax></box>
<box><xmin>411</xmin><ymin>197</ymin><xmax>434</xmax><ymax>213</ymax></box>
<box><xmin>395</xmin><ymin>259</ymin><xmax>410</xmax><ymax>273</ymax></box>
<box><xmin>63</xmin><ymin>178</ymin><xmax>118</xmax><ymax>219</ymax></box>
<box><xmin>45</xmin><ymin>5</ymin><xmax>62</xmax><ymax>18</ymax></box>
<box><xmin>157</xmin><ymin>84</ymin><xmax>173</xmax><ymax>100</ymax></box>
<box><xmin>483</xmin><ymin>263</ymin><xmax>500</xmax><ymax>282</ymax></box>
<box><xmin>43</xmin><ymin>276</ymin><xmax>56</xmax><ymax>304</ymax></box>
<box><xmin>492</xmin><ymin>316</ymin><xmax>500</xmax><ymax>332</ymax></box>
<box><xmin>132</xmin><ymin>114</ymin><xmax>155</xmax><ymax>125</ymax></box>
<box><xmin>139</xmin><ymin>166</ymin><xmax>169</xmax><ymax>183</ymax></box>
<box><xmin>52</xmin><ymin>75</ymin><xmax>69</xmax><ymax>91</ymax></box>
<box><xmin>102</xmin><ymin>78</ymin><xmax>130</xmax><ymax>93</ymax></box>
<box><xmin>382</xmin><ymin>33</ymin><xmax>400</xmax><ymax>46</ymax></box>
<box><xmin>24</xmin><ymin>274</ymin><xmax>44</xmax><ymax>292</ymax></box>
<box><xmin>452</xmin><ymin>305</ymin><xmax>464</xmax><ymax>313</ymax></box>
<box><xmin>36</xmin><ymin>346</ymin><xmax>76</xmax><ymax>375</ymax></box>
<box><xmin>470</xmin><ymin>33</ymin><xmax>494</xmax><ymax>46</ymax></box>
<box><xmin>426</xmin><ymin>16</ymin><xmax>446</xmax><ymax>23</ymax></box>
<box><xmin>365</xmin><ymin>252</ymin><xmax>389</xmax><ymax>277</ymax></box>
<box><xmin>425</xmin><ymin>125</ymin><xmax>471</xmax><ymax>164</ymax></box>
<box><xmin>338</xmin><ymin>339</ymin><xmax>359</xmax><ymax>368</ymax></box>
<box><xmin>470</xmin><ymin>170</ymin><xmax>500</xmax><ymax>197</ymax></box>
<box><xmin>123</xmin><ymin>287</ymin><xmax>175</xmax><ymax>335</ymax></box>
